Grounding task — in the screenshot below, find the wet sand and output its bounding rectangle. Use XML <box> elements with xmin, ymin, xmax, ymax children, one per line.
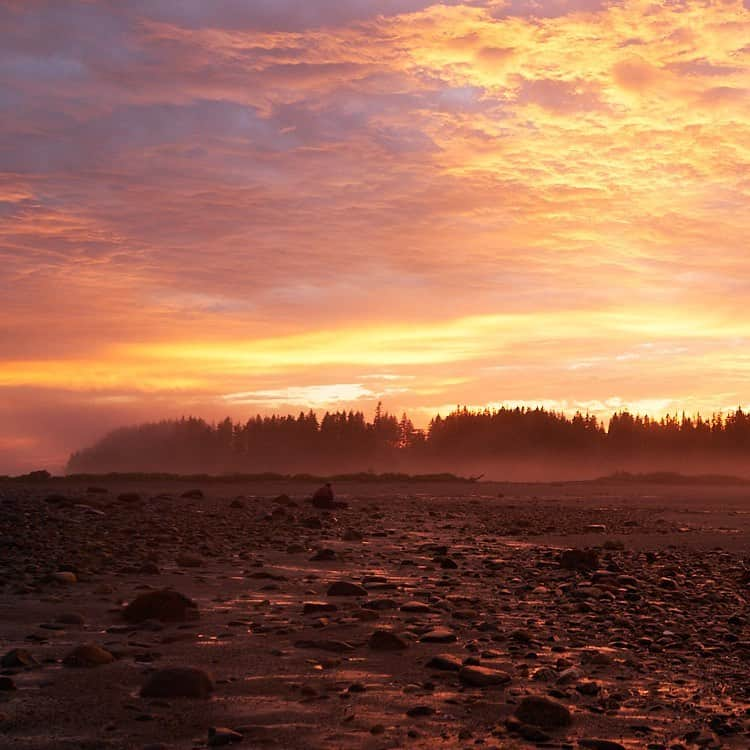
<box><xmin>2</xmin><ymin>478</ymin><xmax>750</xmax><ymax>749</ymax></box>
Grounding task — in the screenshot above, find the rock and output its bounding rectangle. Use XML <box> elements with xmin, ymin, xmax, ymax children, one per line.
<box><xmin>310</xmin><ymin>548</ymin><xmax>336</xmax><ymax>561</ymax></box>
<box><xmin>44</xmin><ymin>493</ymin><xmax>69</xmax><ymax>505</ymax></box>
<box><xmin>406</xmin><ymin>705</ymin><xmax>435</xmax><ymax>717</ymax></box>
<box><xmin>0</xmin><ymin>677</ymin><xmax>16</xmax><ymax>691</ymax></box>
<box><xmin>421</xmin><ymin>627</ymin><xmax>456</xmax><ymax>643</ymax></box>
<box><xmin>343</xmin><ymin>528</ymin><xmax>363</xmax><ymax>541</ymax></box>
<box><xmin>139</xmin><ymin>561</ymin><xmax>160</xmax><ymax>575</ymax></box>
<box><xmin>516</xmin><ymin>696</ymin><xmax>572</xmax><ymax>728</ymax></box>
<box><xmin>303</xmin><ymin>601</ymin><xmax>338</xmax><ymax>614</ymax></box>
<box><xmin>123</xmin><ymin>590</ymin><xmax>199</xmax><ymax>623</ymax></box>
<box><xmin>63</xmin><ymin>644</ymin><xmax>115</xmax><ymax>667</ymax></box>
<box><xmin>311</xmin><ymin>483</ymin><xmax>335</xmax><ymax>509</ymax></box>
<box><xmin>208</xmin><ymin>727</ymin><xmax>243</xmax><ymax>746</ymax></box>
<box><xmin>369</xmin><ymin>629</ymin><xmax>409</xmax><ymax>651</ymax></box>
<box><xmin>1</xmin><ymin>648</ymin><xmax>37</xmax><ymax>668</ymax></box>
<box><xmin>118</xmin><ymin>492</ymin><xmax>141</xmax><ymax>503</ymax></box>
<box><xmin>53</xmin><ymin>571</ymin><xmax>77</xmax><ymax>584</ymax></box>
<box><xmin>459</xmin><ymin>665</ymin><xmax>511</xmax><ymax>686</ymax></box>
<box><xmin>56</xmin><ymin>612</ymin><xmax>85</xmax><ymax>625</ymax></box>
<box><xmin>294</xmin><ymin>639</ymin><xmax>355</xmax><ymax>653</ymax></box>
<box><xmin>578</xmin><ymin>741</ymin><xmax>626</xmax><ymax>750</ymax></box>
<box><xmin>519</xmin><ymin>724</ymin><xmax>551</xmax><ymax>742</ymax></box>
<box><xmin>560</xmin><ymin>549</ymin><xmax>599</xmax><ymax>571</ymax></box>
<box><xmin>181</xmin><ymin>489</ymin><xmax>204</xmax><ymax>499</ymax></box>
<box><xmin>426</xmin><ymin>654</ymin><xmax>463</xmax><ymax>671</ymax></box>
<box><xmin>401</xmin><ymin>600</ymin><xmax>431</xmax><ymax>613</ymax></box>
<box><xmin>327</xmin><ymin>581</ymin><xmax>367</xmax><ymax>597</ymax></box>
<box><xmin>230</xmin><ymin>498</ymin><xmax>245</xmax><ymax>509</ymax></box>
<box><xmin>176</xmin><ymin>553</ymin><xmax>203</xmax><ymax>568</ymax></box>
<box><xmin>140</xmin><ymin>667</ymin><xmax>214</xmax><ymax>699</ymax></box>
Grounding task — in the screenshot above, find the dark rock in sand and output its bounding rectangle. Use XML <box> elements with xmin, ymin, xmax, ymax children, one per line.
<box><xmin>294</xmin><ymin>639</ymin><xmax>355</xmax><ymax>653</ymax></box>
<box><xmin>1</xmin><ymin>649</ymin><xmax>37</xmax><ymax>668</ymax></box>
<box><xmin>208</xmin><ymin>727</ymin><xmax>243</xmax><ymax>746</ymax></box>
<box><xmin>56</xmin><ymin>612</ymin><xmax>85</xmax><ymax>625</ymax></box>
<box><xmin>140</xmin><ymin>667</ymin><xmax>214</xmax><ymax>699</ymax></box>
<box><xmin>406</xmin><ymin>705</ymin><xmax>435</xmax><ymax>717</ymax></box>
<box><xmin>44</xmin><ymin>494</ymin><xmax>69</xmax><ymax>505</ymax></box>
<box><xmin>327</xmin><ymin>581</ymin><xmax>367</xmax><ymax>597</ymax></box>
<box><xmin>63</xmin><ymin>644</ymin><xmax>115</xmax><ymax>667</ymax></box>
<box><xmin>176</xmin><ymin>553</ymin><xmax>204</xmax><ymax>568</ymax></box>
<box><xmin>118</xmin><ymin>492</ymin><xmax>142</xmax><ymax>503</ymax></box>
<box><xmin>516</xmin><ymin>695</ymin><xmax>572</xmax><ymax>728</ymax></box>
<box><xmin>426</xmin><ymin>654</ymin><xmax>463</xmax><ymax>671</ymax></box>
<box><xmin>369</xmin><ymin>629</ymin><xmax>409</xmax><ymax>651</ymax></box>
<box><xmin>229</xmin><ymin>498</ymin><xmax>245</xmax><ymax>509</ymax></box>
<box><xmin>459</xmin><ymin>665</ymin><xmax>511</xmax><ymax>686</ymax></box>
<box><xmin>311</xmin><ymin>483</ymin><xmax>335</xmax><ymax>509</ymax></box>
<box><xmin>123</xmin><ymin>590</ymin><xmax>199</xmax><ymax>623</ymax></box>
<box><xmin>181</xmin><ymin>489</ymin><xmax>204</xmax><ymax>499</ymax></box>
<box><xmin>310</xmin><ymin>548</ymin><xmax>336</xmax><ymax>561</ymax></box>
<box><xmin>560</xmin><ymin>548</ymin><xmax>599</xmax><ymax>571</ymax></box>
<box><xmin>421</xmin><ymin>627</ymin><xmax>457</xmax><ymax>643</ymax></box>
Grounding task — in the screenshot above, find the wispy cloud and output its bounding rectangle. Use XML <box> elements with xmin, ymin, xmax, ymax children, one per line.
<box><xmin>1</xmin><ymin>0</ymin><xmax>749</xmax><ymax>471</ymax></box>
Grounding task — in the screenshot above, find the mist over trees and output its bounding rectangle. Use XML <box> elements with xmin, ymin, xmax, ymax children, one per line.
<box><xmin>65</xmin><ymin>404</ymin><xmax>750</xmax><ymax>478</ymax></box>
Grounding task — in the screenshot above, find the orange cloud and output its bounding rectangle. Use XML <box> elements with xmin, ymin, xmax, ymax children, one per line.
<box><xmin>1</xmin><ymin>0</ymin><xmax>750</xmax><ymax>471</ymax></box>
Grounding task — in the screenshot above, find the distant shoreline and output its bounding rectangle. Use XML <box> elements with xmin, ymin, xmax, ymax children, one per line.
<box><xmin>3</xmin><ymin>469</ymin><xmax>750</xmax><ymax>486</ymax></box>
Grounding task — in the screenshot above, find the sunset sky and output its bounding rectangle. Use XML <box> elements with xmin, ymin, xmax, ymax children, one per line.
<box><xmin>2</xmin><ymin>0</ymin><xmax>750</xmax><ymax>473</ymax></box>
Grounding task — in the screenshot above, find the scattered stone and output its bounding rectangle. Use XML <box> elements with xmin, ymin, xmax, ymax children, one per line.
<box><xmin>310</xmin><ymin>548</ymin><xmax>336</xmax><ymax>561</ymax></box>
<box><xmin>459</xmin><ymin>665</ymin><xmax>511</xmax><ymax>687</ymax></box>
<box><xmin>53</xmin><ymin>571</ymin><xmax>77</xmax><ymax>584</ymax></box>
<box><xmin>421</xmin><ymin>627</ymin><xmax>456</xmax><ymax>643</ymax></box>
<box><xmin>123</xmin><ymin>590</ymin><xmax>199</xmax><ymax>623</ymax></box>
<box><xmin>140</xmin><ymin>667</ymin><xmax>214</xmax><ymax>699</ymax></box>
<box><xmin>560</xmin><ymin>549</ymin><xmax>599</xmax><ymax>571</ymax></box>
<box><xmin>311</xmin><ymin>483</ymin><xmax>335</xmax><ymax>509</ymax></box>
<box><xmin>176</xmin><ymin>553</ymin><xmax>204</xmax><ymax>568</ymax></box>
<box><xmin>1</xmin><ymin>649</ymin><xmax>37</xmax><ymax>668</ymax></box>
<box><xmin>516</xmin><ymin>696</ymin><xmax>572</xmax><ymax>728</ymax></box>
<box><xmin>327</xmin><ymin>581</ymin><xmax>367</xmax><ymax>597</ymax></box>
<box><xmin>208</xmin><ymin>727</ymin><xmax>243</xmax><ymax>746</ymax></box>
<box><xmin>369</xmin><ymin>630</ymin><xmax>409</xmax><ymax>651</ymax></box>
<box><xmin>118</xmin><ymin>492</ymin><xmax>141</xmax><ymax>503</ymax></box>
<box><xmin>63</xmin><ymin>644</ymin><xmax>115</xmax><ymax>667</ymax></box>
<box><xmin>426</xmin><ymin>654</ymin><xmax>462</xmax><ymax>671</ymax></box>
<box><xmin>56</xmin><ymin>612</ymin><xmax>85</xmax><ymax>625</ymax></box>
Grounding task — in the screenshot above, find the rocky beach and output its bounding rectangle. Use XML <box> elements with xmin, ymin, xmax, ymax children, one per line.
<box><xmin>2</xmin><ymin>477</ymin><xmax>750</xmax><ymax>750</ymax></box>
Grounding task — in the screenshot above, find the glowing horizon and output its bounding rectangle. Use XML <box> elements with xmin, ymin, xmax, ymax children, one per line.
<box><xmin>2</xmin><ymin>0</ymin><xmax>750</xmax><ymax>473</ymax></box>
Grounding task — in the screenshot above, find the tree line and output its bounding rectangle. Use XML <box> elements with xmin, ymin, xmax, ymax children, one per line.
<box><xmin>65</xmin><ymin>403</ymin><xmax>750</xmax><ymax>474</ymax></box>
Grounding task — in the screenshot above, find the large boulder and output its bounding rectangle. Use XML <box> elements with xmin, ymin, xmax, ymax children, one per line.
<box><xmin>140</xmin><ymin>667</ymin><xmax>214</xmax><ymax>698</ymax></box>
<box><xmin>312</xmin><ymin>483</ymin><xmax>335</xmax><ymax>508</ymax></box>
<box><xmin>123</xmin><ymin>589</ymin><xmax>199</xmax><ymax>623</ymax></box>
<box><xmin>515</xmin><ymin>696</ymin><xmax>572</xmax><ymax>728</ymax></box>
